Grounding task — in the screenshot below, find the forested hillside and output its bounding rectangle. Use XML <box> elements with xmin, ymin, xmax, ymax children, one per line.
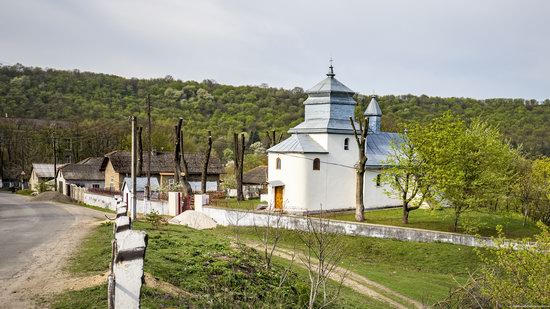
<box><xmin>0</xmin><ymin>64</ymin><xmax>549</xmax><ymax>176</ymax></box>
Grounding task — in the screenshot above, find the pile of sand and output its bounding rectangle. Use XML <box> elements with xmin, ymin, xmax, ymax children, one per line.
<box><xmin>168</xmin><ymin>210</ymin><xmax>217</xmax><ymax>230</ymax></box>
<box><xmin>32</xmin><ymin>191</ymin><xmax>73</xmax><ymax>203</ymax></box>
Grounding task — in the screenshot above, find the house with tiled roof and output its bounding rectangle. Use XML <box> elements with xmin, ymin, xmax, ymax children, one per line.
<box><xmin>267</xmin><ymin>65</ymin><xmax>401</xmax><ymax>212</ymax></box>
<box><xmin>103</xmin><ymin>151</ymin><xmax>224</xmax><ymax>192</ymax></box>
<box><xmin>57</xmin><ymin>157</ymin><xmax>106</xmax><ymax>195</ymax></box>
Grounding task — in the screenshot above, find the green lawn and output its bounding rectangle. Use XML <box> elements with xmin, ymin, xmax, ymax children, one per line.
<box><xmin>324</xmin><ymin>207</ymin><xmax>541</xmax><ymax>239</ymax></box>
<box><xmin>209</xmin><ymin>197</ymin><xmax>265</xmax><ymax>211</ymax></box>
<box><xmin>212</xmin><ymin>226</ymin><xmax>488</xmax><ymax>305</ymax></box>
<box><xmin>57</xmin><ymin>220</ymin><xmax>385</xmax><ymax>308</ymax></box>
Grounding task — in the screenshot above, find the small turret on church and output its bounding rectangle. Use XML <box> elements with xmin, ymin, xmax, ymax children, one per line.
<box><xmin>364</xmin><ymin>95</ymin><xmax>382</xmax><ymax>133</ymax></box>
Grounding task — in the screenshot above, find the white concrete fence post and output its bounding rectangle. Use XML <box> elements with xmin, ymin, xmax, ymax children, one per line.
<box><xmin>108</xmin><ymin>196</ymin><xmax>147</xmax><ymax>309</ymax></box>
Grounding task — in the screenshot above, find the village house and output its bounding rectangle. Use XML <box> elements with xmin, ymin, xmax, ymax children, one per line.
<box><xmin>267</xmin><ymin>65</ymin><xmax>401</xmax><ymax>213</ymax></box>
<box><xmin>242</xmin><ymin>165</ymin><xmax>268</xmax><ymax>199</ymax></box>
<box><xmin>103</xmin><ymin>150</ymin><xmax>224</xmax><ymax>192</ymax></box>
<box><xmin>121</xmin><ymin>177</ymin><xmax>161</xmax><ymax>204</ymax></box>
<box><xmin>57</xmin><ymin>157</ymin><xmax>105</xmax><ymax>196</ymax></box>
<box><xmin>29</xmin><ymin>163</ymin><xmax>67</xmax><ymax>191</ymax></box>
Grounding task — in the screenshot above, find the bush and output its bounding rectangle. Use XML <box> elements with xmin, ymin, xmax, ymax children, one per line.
<box><xmin>145</xmin><ymin>210</ymin><xmax>167</xmax><ymax>230</ymax></box>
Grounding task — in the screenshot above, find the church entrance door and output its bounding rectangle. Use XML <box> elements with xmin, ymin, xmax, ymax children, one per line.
<box><xmin>274</xmin><ymin>186</ymin><xmax>284</xmax><ymax>209</ymax></box>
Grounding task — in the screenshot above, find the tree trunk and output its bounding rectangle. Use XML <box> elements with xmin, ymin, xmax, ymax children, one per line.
<box><xmin>173</xmin><ymin>121</ymin><xmax>182</xmax><ymax>184</ymax></box>
<box><xmin>402</xmin><ymin>202</ymin><xmax>409</xmax><ymax>224</ymax></box>
<box><xmin>137</xmin><ymin>127</ymin><xmax>143</xmax><ymax>176</ymax></box>
<box><xmin>453</xmin><ymin>208</ymin><xmax>461</xmax><ymax>232</ymax></box>
<box><xmin>180</xmin><ymin>131</ymin><xmax>193</xmax><ymax>197</ymax></box>
<box><xmin>234</xmin><ymin>133</ymin><xmax>245</xmax><ymax>201</ymax></box>
<box><xmin>350</xmin><ymin>117</ymin><xmax>369</xmax><ymax>222</ymax></box>
<box><xmin>201</xmin><ymin>131</ymin><xmax>212</xmax><ymax>194</ymax></box>
<box><xmin>355</xmin><ymin>170</ymin><xmax>365</xmax><ymax>221</ymax></box>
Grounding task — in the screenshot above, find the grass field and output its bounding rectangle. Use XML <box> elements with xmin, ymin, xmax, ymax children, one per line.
<box><xmin>212</xmin><ymin>225</ymin><xmax>487</xmax><ymax>305</ymax></box>
<box><xmin>324</xmin><ymin>207</ymin><xmax>541</xmax><ymax>239</ymax></box>
<box><xmin>54</xmin><ymin>220</ymin><xmax>386</xmax><ymax>308</ymax></box>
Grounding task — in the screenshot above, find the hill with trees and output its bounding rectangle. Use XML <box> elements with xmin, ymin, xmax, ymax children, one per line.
<box><xmin>0</xmin><ymin>63</ymin><xmax>549</xmax><ymax>177</ymax></box>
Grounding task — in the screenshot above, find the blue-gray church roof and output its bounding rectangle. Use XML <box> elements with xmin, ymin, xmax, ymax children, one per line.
<box><xmin>267</xmin><ymin>134</ymin><xmax>328</xmax><ymax>154</ymax></box>
<box><xmin>366</xmin><ymin>132</ymin><xmax>403</xmax><ymax>168</ymax></box>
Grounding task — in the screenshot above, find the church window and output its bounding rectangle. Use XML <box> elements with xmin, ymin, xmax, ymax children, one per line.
<box><xmin>376</xmin><ymin>174</ymin><xmax>381</xmax><ymax>187</ymax></box>
<box><xmin>313</xmin><ymin>158</ymin><xmax>320</xmax><ymax>171</ymax></box>
<box><xmin>344</xmin><ymin>138</ymin><xmax>349</xmax><ymax>150</ymax></box>
<box><xmin>276</xmin><ymin>158</ymin><xmax>281</xmax><ymax>170</ymax></box>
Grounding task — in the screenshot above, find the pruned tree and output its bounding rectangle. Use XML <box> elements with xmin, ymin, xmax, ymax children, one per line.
<box><xmin>266</xmin><ymin>130</ymin><xmax>284</xmax><ymax>148</ymax></box>
<box><xmin>174</xmin><ymin>118</ymin><xmax>192</xmax><ymax>197</ymax></box>
<box><xmin>137</xmin><ymin>126</ymin><xmax>143</xmax><ymax>176</ymax></box>
<box><xmin>233</xmin><ymin>133</ymin><xmax>245</xmax><ymax>201</ymax></box>
<box><xmin>201</xmin><ymin>130</ymin><xmax>213</xmax><ymax>194</ymax></box>
<box><xmin>173</xmin><ymin>119</ymin><xmax>183</xmax><ymax>184</ymax></box>
<box><xmin>253</xmin><ymin>203</ymin><xmax>285</xmax><ymax>270</ymax></box>
<box><xmin>349</xmin><ymin>117</ymin><xmax>369</xmax><ymax>222</ymax></box>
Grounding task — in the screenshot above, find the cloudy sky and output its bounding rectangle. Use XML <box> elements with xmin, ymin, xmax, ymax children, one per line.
<box><xmin>1</xmin><ymin>0</ymin><xmax>548</xmax><ymax>100</ymax></box>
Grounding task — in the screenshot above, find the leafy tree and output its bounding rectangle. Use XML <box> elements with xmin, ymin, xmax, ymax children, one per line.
<box><xmin>380</xmin><ymin>127</ymin><xmax>431</xmax><ymax>224</ymax></box>
<box><xmin>415</xmin><ymin>113</ymin><xmax>515</xmax><ymax>231</ymax></box>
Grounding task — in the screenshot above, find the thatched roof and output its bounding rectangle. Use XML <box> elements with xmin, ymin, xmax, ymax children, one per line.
<box><xmin>243</xmin><ymin>166</ymin><xmax>268</xmax><ymax>185</ymax></box>
<box><xmin>104</xmin><ymin>151</ymin><xmax>223</xmax><ymax>175</ymax></box>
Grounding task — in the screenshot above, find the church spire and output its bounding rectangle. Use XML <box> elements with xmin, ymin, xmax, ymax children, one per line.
<box><xmin>364</xmin><ymin>95</ymin><xmax>382</xmax><ymax>133</ymax></box>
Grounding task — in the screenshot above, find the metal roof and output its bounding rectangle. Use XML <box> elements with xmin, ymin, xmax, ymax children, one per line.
<box><xmin>306</xmin><ymin>76</ymin><xmax>355</xmax><ymax>95</ymax></box>
<box><xmin>32</xmin><ymin>163</ymin><xmax>67</xmax><ymax>178</ymax></box>
<box><xmin>122</xmin><ymin>177</ymin><xmax>160</xmax><ymax>192</ymax></box>
<box><xmin>364</xmin><ymin>96</ymin><xmax>382</xmax><ymax>116</ymax></box>
<box><xmin>289</xmin><ymin>119</ymin><xmax>359</xmax><ymax>134</ymax></box>
<box><xmin>366</xmin><ymin>132</ymin><xmax>403</xmax><ymax>167</ymax></box>
<box><xmin>267</xmin><ymin>134</ymin><xmax>328</xmax><ymax>154</ymax></box>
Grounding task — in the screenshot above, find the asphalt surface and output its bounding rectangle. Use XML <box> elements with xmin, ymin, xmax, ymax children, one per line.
<box><xmin>0</xmin><ymin>192</ymin><xmax>104</xmax><ymax>284</ymax></box>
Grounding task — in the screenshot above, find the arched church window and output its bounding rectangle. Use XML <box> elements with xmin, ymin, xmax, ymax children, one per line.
<box><xmin>276</xmin><ymin>158</ymin><xmax>281</xmax><ymax>170</ymax></box>
<box><xmin>313</xmin><ymin>158</ymin><xmax>320</xmax><ymax>171</ymax></box>
<box><xmin>344</xmin><ymin>138</ymin><xmax>349</xmax><ymax>150</ymax></box>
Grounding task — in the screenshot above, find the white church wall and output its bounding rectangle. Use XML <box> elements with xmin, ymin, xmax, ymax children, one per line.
<box><xmin>363</xmin><ymin>169</ymin><xmax>401</xmax><ymax>208</ymax></box>
<box><xmin>268</xmin><ymin>153</ymin><xmax>309</xmax><ymax>212</ymax></box>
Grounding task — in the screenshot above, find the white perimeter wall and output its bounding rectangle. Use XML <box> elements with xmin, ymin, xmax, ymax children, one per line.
<box><xmin>82</xmin><ymin>191</ymin><xmax>169</xmax><ymax>215</ymax></box>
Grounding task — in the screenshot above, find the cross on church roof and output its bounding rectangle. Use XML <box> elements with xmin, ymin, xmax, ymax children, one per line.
<box><xmin>327</xmin><ymin>57</ymin><xmax>335</xmax><ymax>77</ymax></box>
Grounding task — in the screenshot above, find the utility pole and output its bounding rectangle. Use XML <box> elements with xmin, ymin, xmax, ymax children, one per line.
<box><xmin>131</xmin><ymin>116</ymin><xmax>137</xmax><ymax>220</ymax></box>
<box><xmin>53</xmin><ymin>136</ymin><xmax>57</xmax><ymax>192</ymax></box>
<box><xmin>146</xmin><ymin>95</ymin><xmax>152</xmax><ymax>200</ymax></box>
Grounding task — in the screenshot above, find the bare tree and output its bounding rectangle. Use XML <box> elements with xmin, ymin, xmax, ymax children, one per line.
<box><xmin>349</xmin><ymin>117</ymin><xmax>369</xmax><ymax>222</ymax></box>
<box><xmin>298</xmin><ymin>210</ymin><xmax>347</xmax><ymax>309</ymax></box>
<box><xmin>179</xmin><ymin>130</ymin><xmax>193</xmax><ymax>197</ymax></box>
<box><xmin>253</xmin><ymin>204</ymin><xmax>285</xmax><ymax>270</ymax></box>
<box><xmin>201</xmin><ymin>130</ymin><xmax>212</xmax><ymax>194</ymax></box>
<box><xmin>233</xmin><ymin>133</ymin><xmax>245</xmax><ymax>201</ymax></box>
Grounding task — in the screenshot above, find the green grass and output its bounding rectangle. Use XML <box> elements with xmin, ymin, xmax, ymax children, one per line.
<box><xmin>61</xmin><ymin>221</ymin><xmax>381</xmax><ymax>308</ymax></box>
<box><xmin>75</xmin><ymin>202</ymin><xmax>115</xmax><ymax>214</ymax></box>
<box><xmin>212</xmin><ymin>226</ymin><xmax>488</xmax><ymax>305</ymax></box>
<box><xmin>16</xmin><ymin>188</ymin><xmax>34</xmax><ymax>196</ymax></box>
<box><xmin>324</xmin><ymin>207</ymin><xmax>541</xmax><ymax>239</ymax></box>
<box><xmin>209</xmin><ymin>197</ymin><xmax>265</xmax><ymax>211</ymax></box>
<box><xmin>50</xmin><ymin>284</ymin><xmax>195</xmax><ymax>309</ymax></box>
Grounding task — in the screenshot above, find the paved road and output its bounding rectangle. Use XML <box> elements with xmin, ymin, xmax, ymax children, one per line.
<box><xmin>0</xmin><ymin>192</ymin><xmax>105</xmax><ymax>307</ymax></box>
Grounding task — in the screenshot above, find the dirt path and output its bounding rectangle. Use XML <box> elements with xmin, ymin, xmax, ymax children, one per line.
<box><xmin>0</xmin><ymin>198</ymin><xmax>106</xmax><ymax>308</ymax></box>
<box><xmin>243</xmin><ymin>241</ymin><xmax>426</xmax><ymax>309</ymax></box>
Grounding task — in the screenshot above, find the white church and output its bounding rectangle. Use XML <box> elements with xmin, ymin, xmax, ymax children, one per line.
<box><xmin>267</xmin><ymin>65</ymin><xmax>401</xmax><ymax>213</ymax></box>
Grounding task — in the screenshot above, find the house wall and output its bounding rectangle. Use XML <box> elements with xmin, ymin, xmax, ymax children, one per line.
<box><xmin>104</xmin><ymin>161</ymin><xmax>124</xmax><ymax>192</ymax></box>
<box><xmin>29</xmin><ymin>170</ymin><xmax>40</xmax><ymax>191</ymax></box>
<box><xmin>160</xmin><ymin>174</ymin><xmax>219</xmax><ymax>192</ymax></box>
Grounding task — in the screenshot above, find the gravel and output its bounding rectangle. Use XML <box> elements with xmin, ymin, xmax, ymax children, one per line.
<box><xmin>168</xmin><ymin>210</ymin><xmax>217</xmax><ymax>230</ymax></box>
